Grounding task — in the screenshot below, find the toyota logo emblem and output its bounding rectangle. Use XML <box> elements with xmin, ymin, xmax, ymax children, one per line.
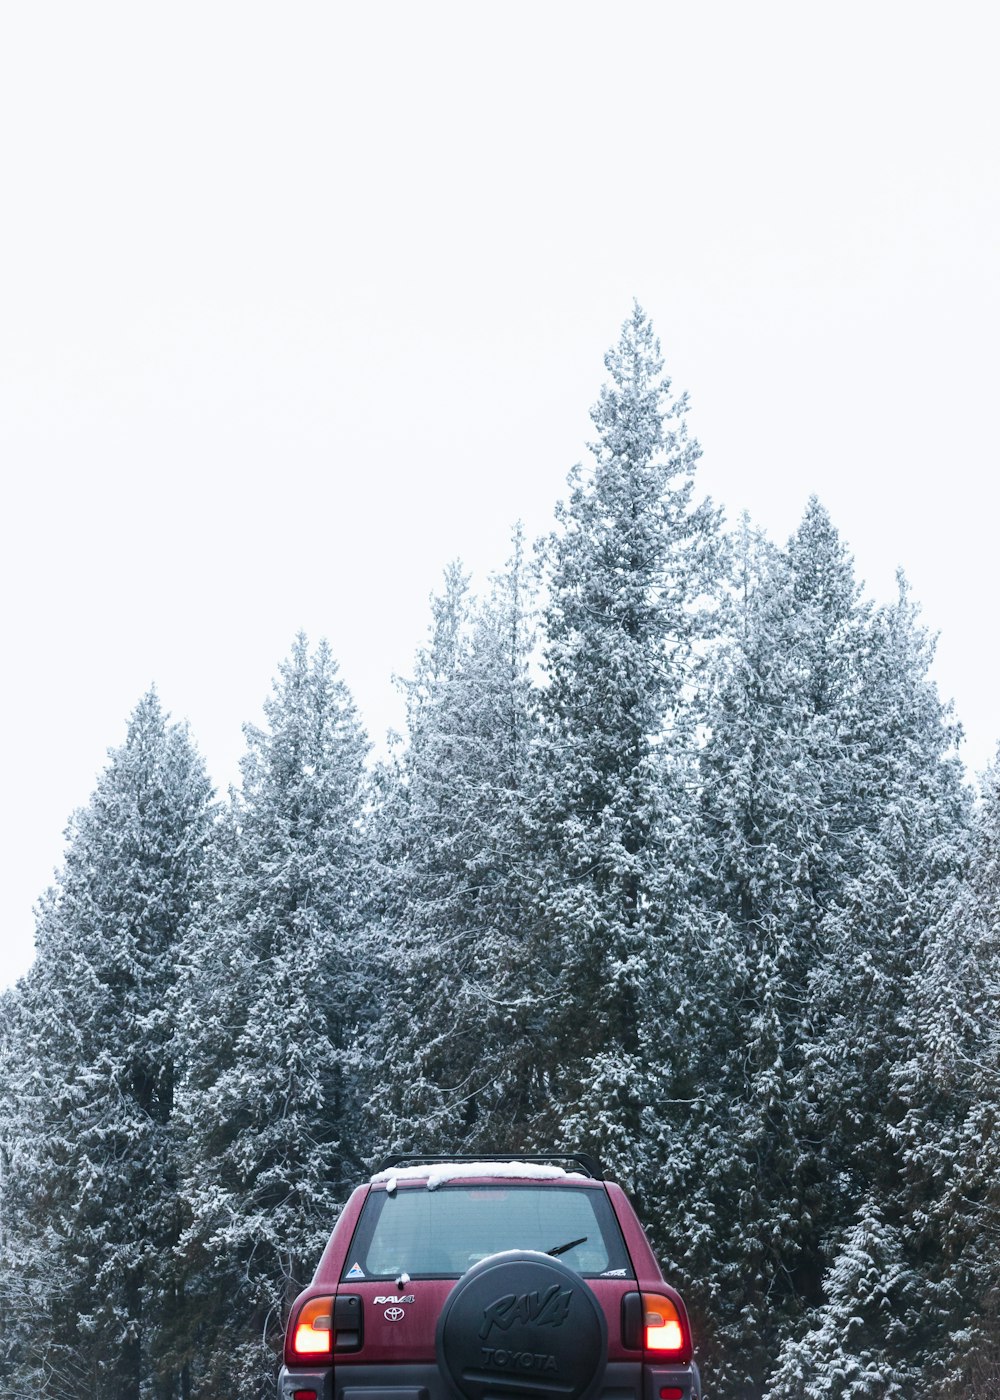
<box><xmin>384</xmin><ymin>1307</ymin><xmax>405</xmax><ymax>1322</ymax></box>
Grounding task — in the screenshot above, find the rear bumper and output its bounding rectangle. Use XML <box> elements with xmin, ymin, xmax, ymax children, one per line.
<box><xmin>278</xmin><ymin>1360</ymin><xmax>701</xmax><ymax>1400</ymax></box>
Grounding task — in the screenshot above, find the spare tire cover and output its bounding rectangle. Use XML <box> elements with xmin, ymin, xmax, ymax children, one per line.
<box><xmin>436</xmin><ymin>1249</ymin><xmax>607</xmax><ymax>1400</ymax></box>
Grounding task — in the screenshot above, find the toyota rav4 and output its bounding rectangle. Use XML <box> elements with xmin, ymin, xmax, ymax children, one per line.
<box><xmin>278</xmin><ymin>1154</ymin><xmax>702</xmax><ymax>1400</ymax></box>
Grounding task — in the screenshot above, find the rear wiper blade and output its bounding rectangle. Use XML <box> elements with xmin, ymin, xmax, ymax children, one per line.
<box><xmin>548</xmin><ymin>1235</ymin><xmax>588</xmax><ymax>1257</ymax></box>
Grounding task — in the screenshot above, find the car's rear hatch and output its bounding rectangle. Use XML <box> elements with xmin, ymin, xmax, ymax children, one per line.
<box><xmin>327</xmin><ymin>1175</ymin><xmax>639</xmax><ymax>1393</ymax></box>
<box><xmin>340</xmin><ymin>1175</ymin><xmax>634</xmax><ymax>1358</ymax></box>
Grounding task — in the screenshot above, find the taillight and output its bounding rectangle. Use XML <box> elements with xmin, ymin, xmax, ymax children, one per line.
<box><xmin>642</xmin><ymin>1291</ymin><xmax>691</xmax><ymax>1361</ymax></box>
<box><xmin>290</xmin><ymin>1295</ymin><xmax>335</xmax><ymax>1362</ymax></box>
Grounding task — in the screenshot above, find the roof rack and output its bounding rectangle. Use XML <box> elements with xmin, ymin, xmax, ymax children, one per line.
<box><xmin>378</xmin><ymin>1152</ymin><xmax>605</xmax><ymax>1181</ymax></box>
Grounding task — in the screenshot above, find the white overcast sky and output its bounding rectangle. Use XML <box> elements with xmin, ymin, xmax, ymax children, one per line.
<box><xmin>2</xmin><ymin>2</ymin><xmax>997</xmax><ymax>989</ymax></box>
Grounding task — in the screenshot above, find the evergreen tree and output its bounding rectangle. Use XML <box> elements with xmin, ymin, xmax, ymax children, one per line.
<box><xmin>765</xmin><ymin>1197</ymin><xmax>922</xmax><ymax>1399</ymax></box>
<box><xmin>888</xmin><ymin>754</ymin><xmax>1000</xmax><ymax>1396</ymax></box>
<box><xmin>527</xmin><ymin>302</ymin><xmax>720</xmax><ymax>1186</ymax></box>
<box><xmin>0</xmin><ymin>693</ymin><xmax>214</xmax><ymax>1400</ymax></box>
<box><xmin>680</xmin><ymin>507</ymin><xmax>970</xmax><ymax>1397</ymax></box>
<box><xmin>810</xmin><ymin>571</ymin><xmax>969</xmax><ymax>1157</ymax></box>
<box><xmin>786</xmin><ymin>574</ymin><xmax>970</xmax><ymax>1396</ymax></box>
<box><xmin>671</xmin><ymin>512</ymin><xmax>851</xmax><ymax>1396</ymax></box>
<box><xmin>176</xmin><ymin>636</ymin><xmax>369</xmax><ymax>1399</ymax></box>
<box><xmin>0</xmin><ymin>983</ymin><xmax>36</xmax><ymax>1394</ymax></box>
<box><xmin>365</xmin><ymin>534</ymin><xmax>540</xmax><ymax>1153</ymax></box>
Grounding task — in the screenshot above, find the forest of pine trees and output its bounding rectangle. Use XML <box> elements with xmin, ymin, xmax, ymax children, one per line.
<box><xmin>1</xmin><ymin>305</ymin><xmax>997</xmax><ymax>1399</ymax></box>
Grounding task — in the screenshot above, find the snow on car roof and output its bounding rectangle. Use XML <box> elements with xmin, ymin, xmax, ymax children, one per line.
<box><xmin>370</xmin><ymin>1161</ymin><xmax>591</xmax><ymax>1191</ymax></box>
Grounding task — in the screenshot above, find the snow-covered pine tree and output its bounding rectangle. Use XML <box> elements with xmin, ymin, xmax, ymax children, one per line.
<box><xmin>0</xmin><ymin>692</ymin><xmax>215</xmax><ymax>1400</ymax></box>
<box><xmin>687</xmin><ymin>507</ymin><xmax>970</xmax><ymax>1397</ymax></box>
<box><xmin>887</xmin><ymin>753</ymin><xmax>1000</xmax><ymax>1396</ymax></box>
<box><xmin>810</xmin><ymin>571</ymin><xmax>969</xmax><ymax>1141</ymax></box>
<box><xmin>782</xmin><ymin>574</ymin><xmax>972</xmax><ymax>1395</ymax></box>
<box><xmin>526</xmin><ymin>302</ymin><xmax>721</xmax><ymax>1189</ymax></box>
<box><xmin>365</xmin><ymin>533</ymin><xmax>540</xmax><ymax>1154</ymax></box>
<box><xmin>764</xmin><ymin>1196</ymin><xmax>922</xmax><ymax>1399</ymax></box>
<box><xmin>0</xmin><ymin>983</ymin><xmax>34</xmax><ymax>1394</ymax></box>
<box><xmin>175</xmin><ymin>635</ymin><xmax>370</xmax><ymax>1399</ymax></box>
<box><xmin>669</xmin><ymin>510</ymin><xmax>856</xmax><ymax>1397</ymax></box>
<box><xmin>941</xmin><ymin>756</ymin><xmax>1000</xmax><ymax>1395</ymax></box>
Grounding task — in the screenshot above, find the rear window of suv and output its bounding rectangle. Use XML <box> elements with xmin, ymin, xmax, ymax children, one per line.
<box><xmin>342</xmin><ymin>1183</ymin><xmax>633</xmax><ymax>1280</ymax></box>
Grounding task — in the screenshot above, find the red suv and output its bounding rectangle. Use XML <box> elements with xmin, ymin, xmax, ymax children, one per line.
<box><xmin>278</xmin><ymin>1155</ymin><xmax>702</xmax><ymax>1400</ymax></box>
